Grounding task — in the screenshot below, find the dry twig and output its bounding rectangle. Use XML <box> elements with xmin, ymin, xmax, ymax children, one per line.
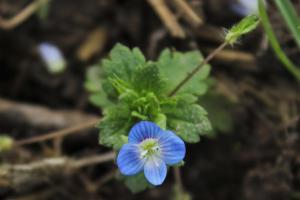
<box><xmin>0</xmin><ymin>98</ymin><xmax>99</xmax><ymax>129</ymax></box>
<box><xmin>171</xmin><ymin>0</ymin><xmax>203</xmax><ymax>27</ymax></box>
<box><xmin>0</xmin><ymin>151</ymin><xmax>115</xmax><ymax>190</ymax></box>
<box><xmin>15</xmin><ymin>118</ymin><xmax>99</xmax><ymax>146</ymax></box>
<box><xmin>203</xmin><ymin>48</ymin><xmax>258</xmax><ymax>71</ymax></box>
<box><xmin>0</xmin><ymin>0</ymin><xmax>49</xmax><ymax>30</ymax></box>
<box><xmin>147</xmin><ymin>0</ymin><xmax>186</xmax><ymax>38</ymax></box>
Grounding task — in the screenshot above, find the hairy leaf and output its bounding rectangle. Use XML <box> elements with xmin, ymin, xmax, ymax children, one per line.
<box><xmin>101</xmin><ymin>43</ymin><xmax>146</xmax><ymax>99</ymax></box>
<box><xmin>163</xmin><ymin>97</ymin><xmax>212</xmax><ymax>143</ymax></box>
<box><xmin>132</xmin><ymin>63</ymin><xmax>165</xmax><ymax>95</ymax></box>
<box><xmin>157</xmin><ymin>49</ymin><xmax>210</xmax><ymax>96</ymax></box>
<box><xmin>98</xmin><ymin>104</ymin><xmax>132</xmax><ymax>149</ymax></box>
<box><xmin>225</xmin><ymin>14</ymin><xmax>260</xmax><ymax>45</ymax></box>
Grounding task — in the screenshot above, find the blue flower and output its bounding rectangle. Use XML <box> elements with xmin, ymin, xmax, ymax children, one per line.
<box><xmin>117</xmin><ymin>121</ymin><xmax>186</xmax><ymax>186</ymax></box>
<box><xmin>38</xmin><ymin>42</ymin><xmax>66</xmax><ymax>74</ymax></box>
<box><xmin>231</xmin><ymin>0</ymin><xmax>263</xmax><ymax>16</ymax></box>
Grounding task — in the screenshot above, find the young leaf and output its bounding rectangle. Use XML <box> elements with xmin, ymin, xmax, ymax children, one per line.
<box><xmin>154</xmin><ymin>113</ymin><xmax>167</xmax><ymax>130</ymax></box>
<box><xmin>157</xmin><ymin>49</ymin><xmax>211</xmax><ymax>96</ymax></box>
<box><xmin>225</xmin><ymin>14</ymin><xmax>260</xmax><ymax>45</ymax></box>
<box><xmin>132</xmin><ymin>63</ymin><xmax>166</xmax><ymax>95</ymax></box>
<box><xmin>103</xmin><ymin>43</ymin><xmax>146</xmax><ymax>84</ymax></box>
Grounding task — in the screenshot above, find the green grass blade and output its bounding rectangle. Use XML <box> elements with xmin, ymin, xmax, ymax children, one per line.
<box><xmin>274</xmin><ymin>0</ymin><xmax>300</xmax><ymax>49</ymax></box>
<box><xmin>258</xmin><ymin>0</ymin><xmax>300</xmax><ymax>81</ymax></box>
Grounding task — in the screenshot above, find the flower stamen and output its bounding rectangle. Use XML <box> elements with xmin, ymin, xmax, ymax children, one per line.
<box><xmin>139</xmin><ymin>138</ymin><xmax>160</xmax><ymax>159</ymax></box>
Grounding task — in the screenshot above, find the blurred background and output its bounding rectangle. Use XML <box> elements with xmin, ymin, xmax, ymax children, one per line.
<box><xmin>0</xmin><ymin>0</ymin><xmax>299</xmax><ymax>199</ymax></box>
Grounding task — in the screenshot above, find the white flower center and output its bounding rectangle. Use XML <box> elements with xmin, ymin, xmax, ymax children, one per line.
<box><xmin>139</xmin><ymin>138</ymin><xmax>160</xmax><ymax>159</ymax></box>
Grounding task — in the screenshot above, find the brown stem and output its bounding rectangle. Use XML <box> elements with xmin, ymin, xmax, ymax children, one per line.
<box><xmin>0</xmin><ymin>0</ymin><xmax>49</xmax><ymax>30</ymax></box>
<box><xmin>15</xmin><ymin>118</ymin><xmax>99</xmax><ymax>146</ymax></box>
<box><xmin>168</xmin><ymin>42</ymin><xmax>228</xmax><ymax>96</ymax></box>
<box><xmin>173</xmin><ymin>167</ymin><xmax>183</xmax><ymax>192</ymax></box>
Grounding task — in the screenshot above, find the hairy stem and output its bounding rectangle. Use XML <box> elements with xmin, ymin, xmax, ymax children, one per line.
<box><xmin>168</xmin><ymin>42</ymin><xmax>228</xmax><ymax>96</ymax></box>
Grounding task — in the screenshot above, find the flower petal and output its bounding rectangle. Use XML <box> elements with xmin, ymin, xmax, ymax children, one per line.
<box><xmin>128</xmin><ymin>121</ymin><xmax>161</xmax><ymax>143</ymax></box>
<box><xmin>158</xmin><ymin>131</ymin><xmax>186</xmax><ymax>165</ymax></box>
<box><xmin>117</xmin><ymin>144</ymin><xmax>144</xmax><ymax>175</ymax></box>
<box><xmin>144</xmin><ymin>156</ymin><xmax>167</xmax><ymax>186</ymax></box>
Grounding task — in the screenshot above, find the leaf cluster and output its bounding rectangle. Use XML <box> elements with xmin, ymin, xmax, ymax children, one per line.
<box><xmin>85</xmin><ymin>44</ymin><xmax>212</xmax><ymax>149</ymax></box>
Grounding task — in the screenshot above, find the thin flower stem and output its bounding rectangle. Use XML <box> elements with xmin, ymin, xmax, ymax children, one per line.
<box><xmin>168</xmin><ymin>42</ymin><xmax>228</xmax><ymax>97</ymax></box>
<box><xmin>15</xmin><ymin>118</ymin><xmax>99</xmax><ymax>146</ymax></box>
<box><xmin>173</xmin><ymin>167</ymin><xmax>183</xmax><ymax>192</ymax></box>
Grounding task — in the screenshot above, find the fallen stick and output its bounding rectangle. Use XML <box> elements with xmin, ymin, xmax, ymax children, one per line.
<box><xmin>147</xmin><ymin>0</ymin><xmax>186</xmax><ymax>38</ymax></box>
<box><xmin>196</xmin><ymin>25</ymin><xmax>224</xmax><ymax>43</ymax></box>
<box><xmin>202</xmin><ymin>48</ymin><xmax>258</xmax><ymax>71</ymax></box>
<box><xmin>0</xmin><ymin>98</ymin><xmax>99</xmax><ymax>130</ymax></box>
<box><xmin>0</xmin><ymin>151</ymin><xmax>116</xmax><ymax>190</ymax></box>
<box><xmin>0</xmin><ymin>0</ymin><xmax>50</xmax><ymax>30</ymax></box>
<box><xmin>171</xmin><ymin>0</ymin><xmax>203</xmax><ymax>27</ymax></box>
<box><xmin>14</xmin><ymin>118</ymin><xmax>99</xmax><ymax>146</ymax></box>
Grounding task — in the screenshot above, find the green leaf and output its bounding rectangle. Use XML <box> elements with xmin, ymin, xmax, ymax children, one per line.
<box><xmin>101</xmin><ymin>43</ymin><xmax>149</xmax><ymax>101</ymax></box>
<box><xmin>128</xmin><ymin>92</ymin><xmax>161</xmax><ymax>120</ymax></box>
<box><xmin>122</xmin><ymin>173</ymin><xmax>152</xmax><ymax>193</ymax></box>
<box><xmin>154</xmin><ymin>113</ymin><xmax>167</xmax><ymax>130</ymax></box>
<box><xmin>258</xmin><ymin>0</ymin><xmax>300</xmax><ymax>81</ymax></box>
<box><xmin>103</xmin><ymin>43</ymin><xmax>146</xmax><ymax>84</ymax></box>
<box><xmin>274</xmin><ymin>0</ymin><xmax>300</xmax><ymax>49</ymax></box>
<box><xmin>225</xmin><ymin>14</ymin><xmax>260</xmax><ymax>45</ymax></box>
<box><xmin>98</xmin><ymin>104</ymin><xmax>132</xmax><ymax>149</ymax></box>
<box><xmin>174</xmin><ymin>93</ymin><xmax>198</xmax><ymax>104</ymax></box>
<box><xmin>199</xmin><ymin>93</ymin><xmax>234</xmax><ymax>135</ymax></box>
<box><xmin>157</xmin><ymin>49</ymin><xmax>211</xmax><ymax>96</ymax></box>
<box><xmin>89</xmin><ymin>93</ymin><xmax>112</xmax><ymax>108</ymax></box>
<box><xmin>132</xmin><ymin>63</ymin><xmax>165</xmax><ymax>95</ymax></box>
<box><xmin>163</xmin><ymin>97</ymin><xmax>212</xmax><ymax>143</ymax></box>
<box><xmin>85</xmin><ymin>66</ymin><xmax>112</xmax><ymax>108</ymax></box>
<box><xmin>85</xmin><ymin>66</ymin><xmax>102</xmax><ymax>93</ymax></box>
<box><xmin>87</xmin><ymin>44</ymin><xmax>213</xmax><ymax>147</ymax></box>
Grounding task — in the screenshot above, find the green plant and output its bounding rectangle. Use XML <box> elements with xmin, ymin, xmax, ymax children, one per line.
<box><xmin>85</xmin><ymin>15</ymin><xmax>259</xmax><ymax>193</ymax></box>
<box><xmin>258</xmin><ymin>0</ymin><xmax>300</xmax><ymax>81</ymax></box>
